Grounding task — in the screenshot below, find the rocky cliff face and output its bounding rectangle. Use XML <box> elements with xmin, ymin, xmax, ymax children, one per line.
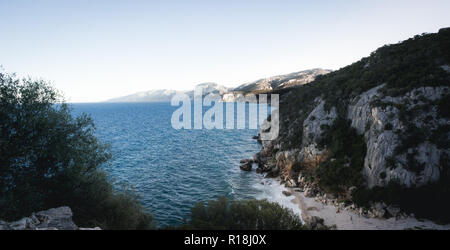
<box><xmin>0</xmin><ymin>207</ymin><xmax>100</xmax><ymax>230</ymax></box>
<box><xmin>261</xmin><ymin>84</ymin><xmax>449</xmax><ymax>189</ymax></box>
<box><xmin>247</xmin><ymin>28</ymin><xmax>450</xmax><ymax>222</ymax></box>
<box><xmin>233</xmin><ymin>68</ymin><xmax>332</xmax><ymax>93</ymax></box>
<box><xmin>347</xmin><ymin>85</ymin><xmax>449</xmax><ymax>187</ymax></box>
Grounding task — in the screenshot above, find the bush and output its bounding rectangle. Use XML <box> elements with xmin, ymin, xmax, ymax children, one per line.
<box><xmin>315</xmin><ymin>118</ymin><xmax>366</xmax><ymax>194</ymax></box>
<box><xmin>384</xmin><ymin>123</ymin><xmax>393</xmax><ymax>131</ymax></box>
<box><xmin>176</xmin><ymin>197</ymin><xmax>305</xmax><ymax>230</ymax></box>
<box><xmin>276</xmin><ymin>28</ymin><xmax>450</xmax><ymax>150</ymax></box>
<box><xmin>353</xmin><ymin>179</ymin><xmax>450</xmax><ymax>224</ymax></box>
<box><xmin>0</xmin><ymin>72</ymin><xmax>153</xmax><ymax>229</ymax></box>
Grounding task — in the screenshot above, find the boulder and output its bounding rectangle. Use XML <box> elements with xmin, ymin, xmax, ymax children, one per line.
<box><xmin>386</xmin><ymin>205</ymin><xmax>401</xmax><ymax>218</ymax></box>
<box><xmin>34</xmin><ymin>206</ymin><xmax>78</xmax><ymax>230</ymax></box>
<box><xmin>0</xmin><ymin>207</ymin><xmax>100</xmax><ymax>230</ymax></box>
<box><xmin>306</xmin><ymin>216</ymin><xmax>326</xmax><ymax>230</ymax></box>
<box><xmin>304</xmin><ymin>187</ymin><xmax>316</xmax><ymax>198</ymax></box>
<box><xmin>371</xmin><ymin>202</ymin><xmax>387</xmax><ymax>218</ymax></box>
<box><xmin>239</xmin><ymin>159</ymin><xmax>253</xmax><ymax>164</ymax></box>
<box><xmin>8</xmin><ymin>218</ymin><xmax>29</xmax><ymax>230</ymax></box>
<box><xmin>239</xmin><ymin>162</ymin><xmax>252</xmax><ymax>171</ymax></box>
<box><xmin>285</xmin><ymin>179</ymin><xmax>298</xmax><ymax>188</ymax></box>
<box><xmin>264</xmin><ymin>166</ymin><xmax>279</xmax><ymax>178</ymax></box>
<box><xmin>282</xmin><ymin>191</ymin><xmax>292</xmax><ymax>197</ymax></box>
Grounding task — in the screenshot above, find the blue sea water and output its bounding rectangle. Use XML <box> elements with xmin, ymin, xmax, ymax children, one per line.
<box><xmin>71</xmin><ymin>102</ymin><xmax>280</xmax><ymax>227</ymax></box>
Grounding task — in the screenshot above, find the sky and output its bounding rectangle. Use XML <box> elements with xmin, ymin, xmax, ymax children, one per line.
<box><xmin>1</xmin><ymin>0</ymin><xmax>449</xmax><ymax>102</ymax></box>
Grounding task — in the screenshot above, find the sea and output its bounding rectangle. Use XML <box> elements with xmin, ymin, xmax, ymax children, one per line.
<box><xmin>72</xmin><ymin>102</ymin><xmax>300</xmax><ymax>227</ymax></box>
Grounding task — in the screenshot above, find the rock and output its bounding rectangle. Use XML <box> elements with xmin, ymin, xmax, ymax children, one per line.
<box><xmin>252</xmin><ymin>135</ymin><xmax>259</xmax><ymax>140</ymax></box>
<box><xmin>304</xmin><ymin>187</ymin><xmax>317</xmax><ymax>198</ymax></box>
<box><xmin>265</xmin><ymin>166</ymin><xmax>279</xmax><ymax>178</ymax></box>
<box><xmin>347</xmin><ymin>85</ymin><xmax>448</xmax><ymax>188</ymax></box>
<box><xmin>302</xmin><ymin>100</ymin><xmax>337</xmax><ymax>145</ymax></box>
<box><xmin>239</xmin><ymin>162</ymin><xmax>252</xmax><ymax>171</ymax></box>
<box><xmin>9</xmin><ymin>218</ymin><xmax>29</xmax><ymax>230</ymax></box>
<box><xmin>282</xmin><ymin>191</ymin><xmax>292</xmax><ymax>197</ymax></box>
<box><xmin>359</xmin><ymin>208</ymin><xmax>364</xmax><ymax>216</ymax></box>
<box><xmin>297</xmin><ymin>174</ymin><xmax>304</xmax><ymax>183</ymax></box>
<box><xmin>34</xmin><ymin>207</ymin><xmax>78</xmax><ymax>230</ymax></box>
<box><xmin>285</xmin><ymin>179</ymin><xmax>298</xmax><ymax>188</ymax></box>
<box><xmin>371</xmin><ymin>202</ymin><xmax>387</xmax><ymax>218</ymax></box>
<box><xmin>239</xmin><ymin>159</ymin><xmax>253</xmax><ymax>164</ymax></box>
<box><xmin>0</xmin><ymin>207</ymin><xmax>100</xmax><ymax>230</ymax></box>
<box><xmin>386</xmin><ymin>205</ymin><xmax>401</xmax><ymax>218</ymax></box>
<box><xmin>79</xmin><ymin>227</ymin><xmax>102</xmax><ymax>230</ymax></box>
<box><xmin>36</xmin><ymin>227</ymin><xmax>58</xmax><ymax>230</ymax></box>
<box><xmin>306</xmin><ymin>216</ymin><xmax>325</xmax><ymax>230</ymax></box>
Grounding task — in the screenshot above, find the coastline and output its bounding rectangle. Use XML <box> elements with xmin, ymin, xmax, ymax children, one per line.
<box><xmin>277</xmin><ymin>181</ymin><xmax>450</xmax><ymax>230</ymax></box>
<box><xmin>245</xmin><ymin>140</ymin><xmax>450</xmax><ymax>230</ymax></box>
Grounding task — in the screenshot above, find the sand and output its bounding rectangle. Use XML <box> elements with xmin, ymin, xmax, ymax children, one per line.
<box><xmin>286</xmin><ymin>186</ymin><xmax>450</xmax><ymax>230</ymax></box>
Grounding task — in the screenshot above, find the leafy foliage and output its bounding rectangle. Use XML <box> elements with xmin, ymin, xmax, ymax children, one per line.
<box><xmin>275</xmin><ymin>28</ymin><xmax>450</xmax><ymax>150</ymax></box>
<box><xmin>315</xmin><ymin>118</ymin><xmax>366</xmax><ymax>194</ymax></box>
<box><xmin>0</xmin><ymin>72</ymin><xmax>153</xmax><ymax>229</ymax></box>
<box><xmin>353</xmin><ymin>175</ymin><xmax>450</xmax><ymax>224</ymax></box>
<box><xmin>271</xmin><ymin>28</ymin><xmax>450</xmax><ymax>222</ymax></box>
<box><xmin>176</xmin><ymin>197</ymin><xmax>305</xmax><ymax>230</ymax></box>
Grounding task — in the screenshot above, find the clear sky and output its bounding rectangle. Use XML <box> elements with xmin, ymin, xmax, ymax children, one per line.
<box><xmin>1</xmin><ymin>0</ymin><xmax>449</xmax><ymax>102</ymax></box>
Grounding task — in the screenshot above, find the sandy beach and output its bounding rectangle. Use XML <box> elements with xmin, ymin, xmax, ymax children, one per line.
<box><xmin>286</xmin><ymin>186</ymin><xmax>450</xmax><ymax>230</ymax></box>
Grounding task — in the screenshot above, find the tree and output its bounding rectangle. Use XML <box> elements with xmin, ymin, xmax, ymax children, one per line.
<box><xmin>177</xmin><ymin>197</ymin><xmax>305</xmax><ymax>230</ymax></box>
<box><xmin>0</xmin><ymin>71</ymin><xmax>153</xmax><ymax>229</ymax></box>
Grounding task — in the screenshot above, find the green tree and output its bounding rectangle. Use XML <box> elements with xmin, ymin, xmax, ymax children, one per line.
<box><xmin>0</xmin><ymin>71</ymin><xmax>153</xmax><ymax>229</ymax></box>
<box><xmin>177</xmin><ymin>197</ymin><xmax>306</xmax><ymax>230</ymax></box>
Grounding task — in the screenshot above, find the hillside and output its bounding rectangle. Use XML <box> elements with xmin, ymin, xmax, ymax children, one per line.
<box><xmin>106</xmin><ymin>83</ymin><xmax>229</xmax><ymax>102</ymax></box>
<box><xmin>254</xmin><ymin>27</ymin><xmax>450</xmax><ymax>224</ymax></box>
<box><xmin>106</xmin><ymin>69</ymin><xmax>329</xmax><ymax>103</ymax></box>
<box><xmin>233</xmin><ymin>68</ymin><xmax>331</xmax><ymax>93</ymax></box>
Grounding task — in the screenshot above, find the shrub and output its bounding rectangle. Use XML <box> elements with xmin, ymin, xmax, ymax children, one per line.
<box><xmin>384</xmin><ymin>123</ymin><xmax>393</xmax><ymax>131</ymax></box>
<box><xmin>177</xmin><ymin>197</ymin><xmax>305</xmax><ymax>230</ymax></box>
<box><xmin>0</xmin><ymin>72</ymin><xmax>153</xmax><ymax>229</ymax></box>
<box><xmin>353</xmin><ymin>179</ymin><xmax>450</xmax><ymax>224</ymax></box>
<box><xmin>437</xmin><ymin>94</ymin><xmax>450</xmax><ymax>118</ymax></box>
<box><xmin>315</xmin><ymin>118</ymin><xmax>367</xmax><ymax>194</ymax></box>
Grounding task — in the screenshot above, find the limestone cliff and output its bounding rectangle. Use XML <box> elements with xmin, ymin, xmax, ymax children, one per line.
<box><xmin>250</xmin><ymin>28</ymin><xmax>450</xmax><ymax>222</ymax></box>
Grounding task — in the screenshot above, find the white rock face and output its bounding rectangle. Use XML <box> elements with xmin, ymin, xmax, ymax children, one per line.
<box><xmin>233</xmin><ymin>68</ymin><xmax>332</xmax><ymax>92</ymax></box>
<box><xmin>347</xmin><ymin>85</ymin><xmax>449</xmax><ymax>188</ymax></box>
<box><xmin>263</xmin><ymin>84</ymin><xmax>449</xmax><ymax>189</ymax></box>
<box><xmin>302</xmin><ymin>99</ymin><xmax>337</xmax><ymax>146</ymax></box>
<box><xmin>270</xmin><ymin>99</ymin><xmax>337</xmax><ymax>169</ymax></box>
<box><xmin>441</xmin><ymin>65</ymin><xmax>450</xmax><ymax>73</ymax></box>
<box><xmin>221</xmin><ymin>92</ymin><xmax>247</xmax><ymax>102</ymax></box>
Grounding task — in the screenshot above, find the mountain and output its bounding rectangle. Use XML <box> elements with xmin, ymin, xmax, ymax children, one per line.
<box><xmin>106</xmin><ymin>83</ymin><xmax>229</xmax><ymax>102</ymax></box>
<box><xmin>252</xmin><ymin>27</ymin><xmax>450</xmax><ymax>224</ymax></box>
<box><xmin>233</xmin><ymin>68</ymin><xmax>331</xmax><ymax>93</ymax></box>
<box><xmin>105</xmin><ymin>69</ymin><xmax>329</xmax><ymax>103</ymax></box>
<box><xmin>106</xmin><ymin>89</ymin><xmax>187</xmax><ymax>103</ymax></box>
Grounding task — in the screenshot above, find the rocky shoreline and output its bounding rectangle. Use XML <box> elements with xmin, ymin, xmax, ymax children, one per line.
<box><xmin>240</xmin><ymin>136</ymin><xmax>450</xmax><ymax>230</ymax></box>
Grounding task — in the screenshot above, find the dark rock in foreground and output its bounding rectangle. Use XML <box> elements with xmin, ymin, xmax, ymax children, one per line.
<box><xmin>0</xmin><ymin>207</ymin><xmax>101</xmax><ymax>230</ymax></box>
<box><xmin>240</xmin><ymin>162</ymin><xmax>253</xmax><ymax>171</ymax></box>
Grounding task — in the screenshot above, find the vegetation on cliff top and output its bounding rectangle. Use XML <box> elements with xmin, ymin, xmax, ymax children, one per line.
<box><xmin>269</xmin><ymin>28</ymin><xmax>450</xmax><ymax>223</ymax></box>
<box><xmin>277</xmin><ymin>27</ymin><xmax>450</xmax><ymax>149</ymax></box>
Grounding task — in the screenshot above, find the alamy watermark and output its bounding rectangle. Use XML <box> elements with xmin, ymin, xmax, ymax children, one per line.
<box><xmin>170</xmin><ymin>86</ymin><xmax>279</xmax><ymax>140</ymax></box>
